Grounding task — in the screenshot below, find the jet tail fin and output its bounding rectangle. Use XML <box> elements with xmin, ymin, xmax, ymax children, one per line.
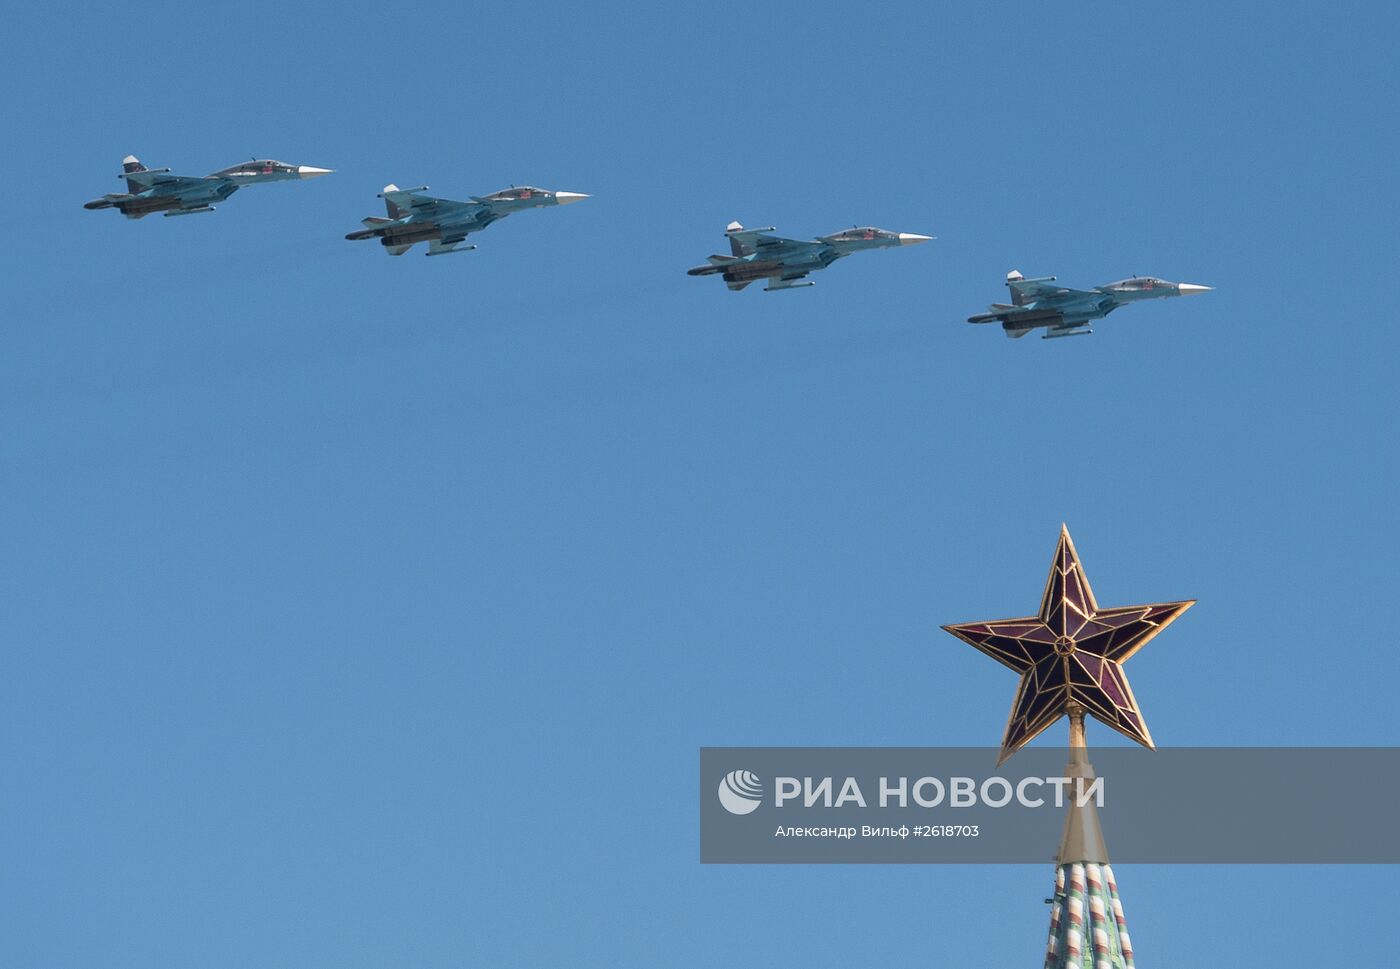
<box><xmin>727</xmin><ymin>221</ymin><xmax>752</xmax><ymax>257</ymax></box>
<box><xmin>122</xmin><ymin>155</ymin><xmax>148</xmax><ymax>195</ymax></box>
<box><xmin>382</xmin><ymin>184</ymin><xmax>405</xmax><ymax>219</ymax></box>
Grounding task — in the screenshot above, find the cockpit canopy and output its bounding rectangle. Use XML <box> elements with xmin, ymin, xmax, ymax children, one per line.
<box><xmin>1104</xmin><ymin>276</ymin><xmax>1171</xmax><ymax>291</ymax></box>
<box><xmin>822</xmin><ymin>226</ymin><xmax>898</xmax><ymax>243</ymax></box>
<box><xmin>214</xmin><ymin>159</ymin><xmax>296</xmax><ymax>178</ymax></box>
<box><xmin>482</xmin><ymin>186</ymin><xmax>546</xmax><ymax>201</ymax></box>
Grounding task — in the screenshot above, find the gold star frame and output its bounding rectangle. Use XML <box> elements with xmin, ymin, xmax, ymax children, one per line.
<box><xmin>943</xmin><ymin>525</ymin><xmax>1194</xmax><ymax>764</ymax></box>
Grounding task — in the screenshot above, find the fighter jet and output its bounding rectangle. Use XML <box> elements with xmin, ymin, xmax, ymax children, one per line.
<box><xmin>345</xmin><ymin>183</ymin><xmax>589</xmax><ymax>256</ymax></box>
<box><xmin>687</xmin><ymin>221</ymin><xmax>932</xmax><ymax>292</ymax></box>
<box><xmin>968</xmin><ymin>270</ymin><xmax>1213</xmax><ymax>339</ymax></box>
<box><xmin>84</xmin><ymin>155</ymin><xmax>333</xmax><ymax>219</ymax></box>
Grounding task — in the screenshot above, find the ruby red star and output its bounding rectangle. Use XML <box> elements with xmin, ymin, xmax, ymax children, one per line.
<box><xmin>943</xmin><ymin>526</ymin><xmax>1194</xmax><ymax>764</ymax></box>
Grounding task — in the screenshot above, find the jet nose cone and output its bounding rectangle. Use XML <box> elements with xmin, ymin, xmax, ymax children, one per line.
<box><xmin>1177</xmin><ymin>283</ymin><xmax>1213</xmax><ymax>294</ymax></box>
<box><xmin>297</xmin><ymin>166</ymin><xmax>334</xmax><ymax>178</ymax></box>
<box><xmin>554</xmin><ymin>191</ymin><xmax>589</xmax><ymax>205</ymax></box>
<box><xmin>898</xmin><ymin>232</ymin><xmax>934</xmax><ymax>245</ymax></box>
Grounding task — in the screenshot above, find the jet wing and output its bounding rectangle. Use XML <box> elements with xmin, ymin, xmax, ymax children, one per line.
<box><xmin>750</xmin><ymin>232</ymin><xmax>809</xmax><ymax>253</ymax></box>
<box><xmin>124</xmin><ymin>170</ymin><xmax>210</xmax><ymax>193</ymax></box>
<box><xmin>968</xmin><ymin>308</ymin><xmax>1064</xmax><ymax>327</ymax></box>
<box><xmin>1008</xmin><ymin>276</ymin><xmax>1089</xmax><ymax>306</ymax></box>
<box><xmin>726</xmin><ymin>225</ymin><xmax>808</xmax><ymax>254</ymax></box>
<box><xmin>379</xmin><ymin>187</ymin><xmax>476</xmax><ymax>220</ymax></box>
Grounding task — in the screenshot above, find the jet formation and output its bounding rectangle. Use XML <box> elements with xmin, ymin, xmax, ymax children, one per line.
<box><xmin>968</xmin><ymin>270</ymin><xmax>1213</xmax><ymax>339</ymax></box>
<box><xmin>687</xmin><ymin>221</ymin><xmax>932</xmax><ymax>292</ymax></box>
<box><xmin>82</xmin><ymin>154</ymin><xmax>1212</xmax><ymax>338</ymax></box>
<box><xmin>84</xmin><ymin>156</ymin><xmax>332</xmax><ymax>219</ymax></box>
<box><xmin>343</xmin><ymin>184</ymin><xmax>588</xmax><ymax>256</ymax></box>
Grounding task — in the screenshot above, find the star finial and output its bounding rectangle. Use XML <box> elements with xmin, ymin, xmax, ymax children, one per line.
<box><xmin>943</xmin><ymin>525</ymin><xmax>1194</xmax><ymax>764</ymax></box>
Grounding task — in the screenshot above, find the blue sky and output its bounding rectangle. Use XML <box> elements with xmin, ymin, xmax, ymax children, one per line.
<box><xmin>4</xmin><ymin>1</ymin><xmax>1397</xmax><ymax>966</ymax></box>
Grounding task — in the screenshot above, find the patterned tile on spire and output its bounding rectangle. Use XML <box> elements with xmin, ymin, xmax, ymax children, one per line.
<box><xmin>1044</xmin><ymin>863</ymin><xmax>1134</xmax><ymax>969</ymax></box>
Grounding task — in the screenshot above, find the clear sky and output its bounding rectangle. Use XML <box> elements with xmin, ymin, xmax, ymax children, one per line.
<box><xmin>4</xmin><ymin>1</ymin><xmax>1398</xmax><ymax>966</ymax></box>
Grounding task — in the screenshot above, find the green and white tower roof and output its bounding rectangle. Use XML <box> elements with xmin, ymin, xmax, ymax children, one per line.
<box><xmin>1044</xmin><ymin>861</ymin><xmax>1135</xmax><ymax>969</ymax></box>
<box><xmin>1045</xmin><ymin>717</ymin><xmax>1131</xmax><ymax>969</ymax></box>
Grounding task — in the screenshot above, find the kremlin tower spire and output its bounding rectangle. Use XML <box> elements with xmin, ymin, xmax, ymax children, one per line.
<box><xmin>1042</xmin><ymin>706</ymin><xmax>1133</xmax><ymax>969</ymax></box>
<box><xmin>941</xmin><ymin>526</ymin><xmax>1193</xmax><ymax>969</ymax></box>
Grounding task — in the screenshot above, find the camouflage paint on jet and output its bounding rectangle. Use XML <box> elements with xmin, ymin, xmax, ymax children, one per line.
<box><xmin>969</xmin><ymin>271</ymin><xmax>1212</xmax><ymax>339</ymax></box>
<box><xmin>688</xmin><ymin>221</ymin><xmax>932</xmax><ymax>292</ymax></box>
<box><xmin>84</xmin><ymin>156</ymin><xmax>332</xmax><ymax>219</ymax></box>
<box><xmin>345</xmin><ymin>184</ymin><xmax>588</xmax><ymax>256</ymax></box>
